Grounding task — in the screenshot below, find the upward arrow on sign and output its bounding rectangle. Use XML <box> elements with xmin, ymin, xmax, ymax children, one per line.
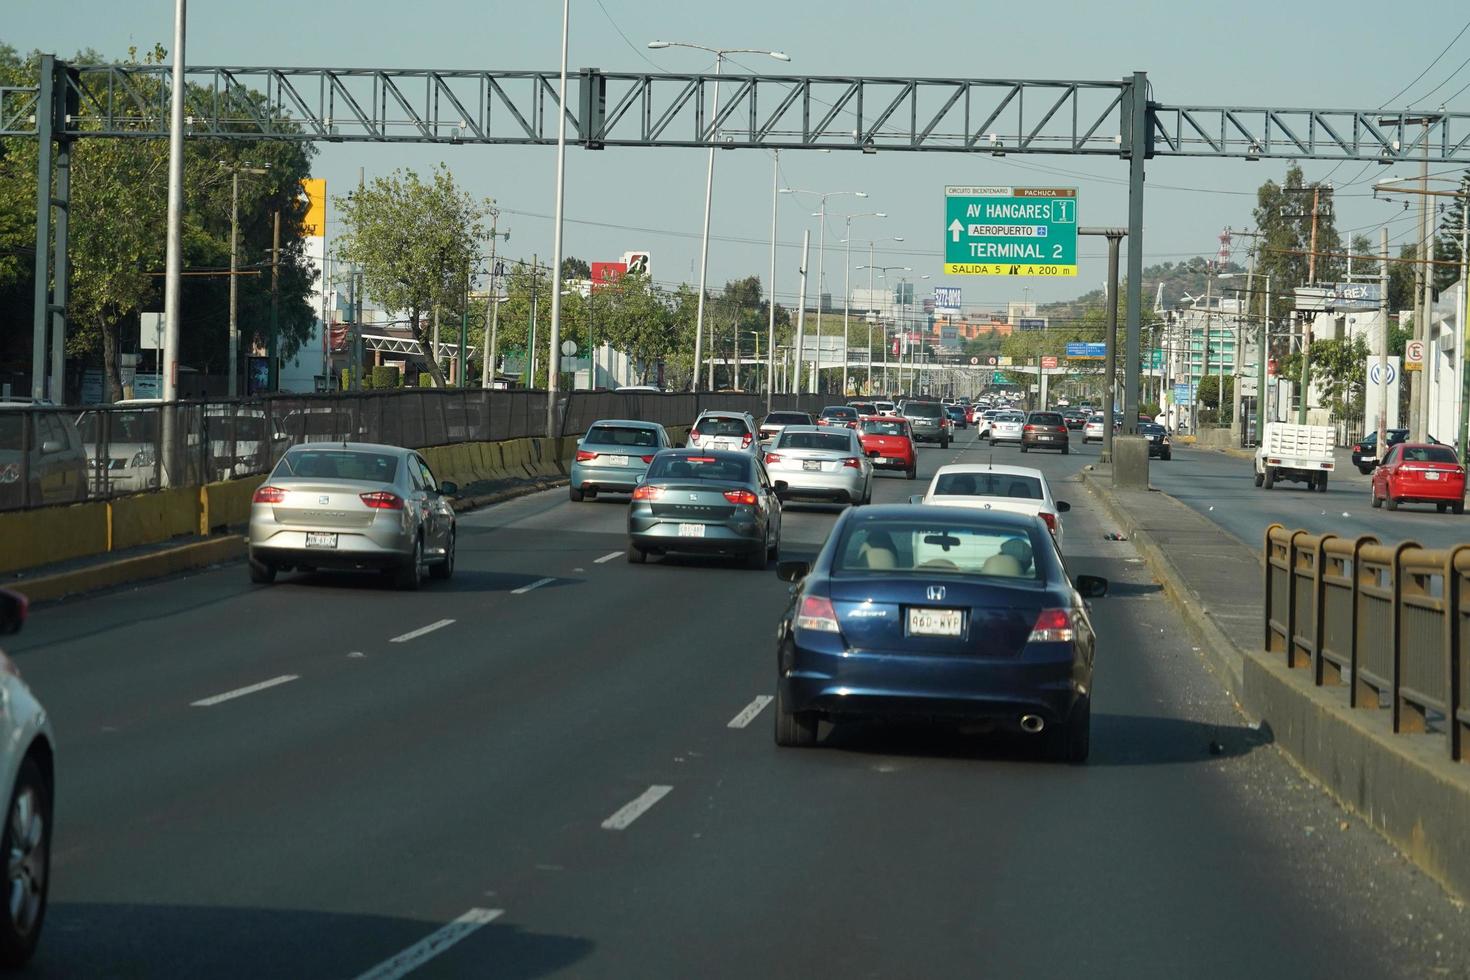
<box><xmin>948</xmin><ymin>219</ymin><xmax>963</xmax><ymax>243</ymax></box>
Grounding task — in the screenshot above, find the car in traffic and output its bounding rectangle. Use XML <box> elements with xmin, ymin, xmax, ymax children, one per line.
<box><xmin>1371</xmin><ymin>443</ymin><xmax>1466</xmax><ymax>514</ymax></box>
<box><xmin>901</xmin><ymin>400</ymin><xmax>950</xmax><ymax>448</ymax></box>
<box><xmin>0</xmin><ymin>590</ymin><xmax>55</xmax><ymax>969</ymax></box>
<box><xmin>945</xmin><ymin>404</ymin><xmax>968</xmax><ymax>430</ymax></box>
<box><xmin>1082</xmin><ymin>414</ymin><xmax>1108</xmax><ymax>444</ymax></box>
<box><xmin>1021</xmin><ymin>411</ymin><xmax>1069</xmax><ymax>454</ymax></box>
<box><xmin>1138</xmin><ymin>421</ymin><xmax>1173</xmax><ymax>460</ymax></box>
<box><xmin>914</xmin><ymin>463</ymin><xmax>1070</xmax><ymax>547</ymax></box>
<box><xmin>570</xmin><ymin>419</ymin><xmax>672</xmax><ymax>501</ymax></box>
<box><xmin>204</xmin><ymin>405</ymin><xmax>290</xmax><ymax>482</ymax></box>
<box><xmin>1352</xmin><ymin>428</ymin><xmax>1411</xmax><ymax>474</ymax></box>
<box><xmin>627</xmin><ymin>449</ymin><xmax>783</xmax><ymax>568</ymax></box>
<box><xmin>771</xmin><ymin>505</ymin><xmax>1105</xmax><ymax>761</ymax></box>
<box><xmin>0</xmin><ymin>405</ymin><xmax>89</xmax><ymax>510</ymax></box>
<box><xmin>74</xmin><ymin>400</ymin><xmax>164</xmax><ymax>495</ymax></box>
<box><xmin>817</xmin><ymin>405</ymin><xmax>861</xmax><ymax>430</ymax></box>
<box><xmin>758</xmin><ymin>411</ymin><xmax>814</xmax><ymax>445</ymax></box>
<box><xmin>764</xmin><ymin>426</ymin><xmax>873</xmax><ymax>505</ymax></box>
<box><xmin>687</xmin><ymin>411</ymin><xmax>759</xmax><ymax>454</ymax></box>
<box><xmin>989</xmin><ymin>410</ymin><xmax>1026</xmax><ymax>447</ymax></box>
<box><xmin>847</xmin><ymin>401</ymin><xmax>877</xmax><ymax>418</ymax></box>
<box><xmin>247</xmin><ymin>443</ymin><xmax>458</xmax><ymax>588</ymax></box>
<box><xmin>856</xmin><ymin>415</ymin><xmax>918</xmax><ymax>480</ymax></box>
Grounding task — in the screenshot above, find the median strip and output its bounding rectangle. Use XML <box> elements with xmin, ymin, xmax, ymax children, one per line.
<box><xmin>510</xmin><ymin>577</ymin><xmax>555</xmax><ymax>595</ymax></box>
<box><xmin>191</xmin><ymin>674</ymin><xmax>300</xmax><ymax>707</ymax></box>
<box><xmin>601</xmin><ymin>785</ymin><xmax>673</xmax><ymax>831</ymax></box>
<box><xmin>352</xmin><ymin>907</ymin><xmax>503</xmax><ymax>980</ymax></box>
<box><xmin>726</xmin><ymin>695</ymin><xmax>774</xmax><ymax>729</ymax></box>
<box><xmin>388</xmin><ymin>619</ymin><xmax>457</xmax><ymax>644</ymax></box>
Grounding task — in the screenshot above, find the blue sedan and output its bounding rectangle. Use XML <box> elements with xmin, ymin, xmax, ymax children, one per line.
<box><xmin>773</xmin><ymin>504</ymin><xmax>1106</xmax><ymax>762</ymax></box>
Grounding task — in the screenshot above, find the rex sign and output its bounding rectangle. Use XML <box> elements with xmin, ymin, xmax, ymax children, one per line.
<box><xmin>943</xmin><ymin>186</ymin><xmax>1077</xmax><ymax>277</ymax></box>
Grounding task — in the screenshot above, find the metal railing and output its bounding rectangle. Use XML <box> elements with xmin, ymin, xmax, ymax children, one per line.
<box><xmin>0</xmin><ymin>388</ymin><xmax>840</xmax><ymax>512</ymax></box>
<box><xmin>1264</xmin><ymin>524</ymin><xmax>1470</xmax><ymax>761</ymax></box>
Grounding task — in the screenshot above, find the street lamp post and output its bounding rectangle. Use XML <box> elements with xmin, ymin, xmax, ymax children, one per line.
<box><xmin>858</xmin><ymin>263</ymin><xmax>911</xmax><ymax>394</ymax></box>
<box><xmin>224</xmin><ymin>163</ymin><xmax>269</xmax><ymax>397</ymax></box>
<box><xmin>839</xmin><ymin>212</ymin><xmax>885</xmax><ymax>396</ymax></box>
<box><xmin>781</xmin><ymin>188</ymin><xmax>867</xmax><ymax>392</ymax></box>
<box><xmin>649</xmin><ymin>40</ymin><xmax>790</xmax><ymax>391</ymax></box>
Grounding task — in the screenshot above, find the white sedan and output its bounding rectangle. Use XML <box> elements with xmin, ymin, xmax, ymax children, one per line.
<box><xmin>0</xmin><ymin>590</ymin><xmax>54</xmax><ymax>969</ymax></box>
<box><xmin>915</xmin><ymin>463</ymin><xmax>1069</xmax><ymax>547</ymax></box>
<box><xmin>1083</xmin><ymin>414</ymin><xmax>1108</xmax><ymax>444</ymax></box>
<box><xmin>989</xmin><ymin>411</ymin><xmax>1026</xmax><ymax>446</ymax></box>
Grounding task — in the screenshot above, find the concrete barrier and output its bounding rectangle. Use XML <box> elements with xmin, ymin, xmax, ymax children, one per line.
<box><xmin>200</xmin><ymin>476</ymin><xmax>266</xmax><ymax>534</ymax></box>
<box><xmin>110</xmin><ymin>487</ymin><xmax>200</xmax><ymax>552</ymax></box>
<box><xmin>0</xmin><ymin>501</ymin><xmax>109</xmax><ymax>575</ymax></box>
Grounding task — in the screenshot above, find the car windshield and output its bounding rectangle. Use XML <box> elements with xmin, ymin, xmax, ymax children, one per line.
<box><xmin>274</xmin><ymin>449</ymin><xmax>399</xmax><ymax>482</ymax></box>
<box><xmin>834</xmin><ymin>519</ymin><xmax>1044</xmax><ymax>580</ymax></box>
<box><xmin>1139</xmin><ymin>423</ymin><xmax>1165</xmax><ymax>435</ymax></box>
<box><xmin>646</xmin><ymin>454</ymin><xmax>751</xmax><ymax>482</ymax></box>
<box><xmin>1404</xmin><ymin>446</ymin><xmax>1459</xmax><ymax>464</ymax></box>
<box><xmin>1029</xmin><ymin>413</ymin><xmax>1063</xmax><ymax>426</ymax></box>
<box><xmin>763</xmin><ymin>413</ymin><xmax>810</xmax><ymax>426</ymax></box>
<box><xmin>696</xmin><ymin>417</ymin><xmax>750</xmax><ymax>437</ymax></box>
<box><xmin>932</xmin><ymin>471</ymin><xmax>1044</xmax><ymax>500</ymax></box>
<box><xmin>75</xmin><ymin>409</ymin><xmax>159</xmax><ymax>444</ymax></box>
<box><xmin>906</xmin><ymin>402</ymin><xmax>943</xmax><ymax>418</ymax></box>
<box><xmin>860</xmin><ymin>419</ymin><xmax>908</xmax><ymax>436</ymax></box>
<box><xmin>583</xmin><ymin>425</ymin><xmax>659</xmax><ymax>448</ymax></box>
<box><xmin>778</xmin><ymin>431</ymin><xmax>852</xmax><ymax>452</ymax></box>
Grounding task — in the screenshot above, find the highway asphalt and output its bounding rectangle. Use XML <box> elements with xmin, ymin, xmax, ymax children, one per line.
<box><xmin>1148</xmin><ymin>445</ymin><xmax>1467</xmax><ymax>550</ymax></box>
<box><xmin>10</xmin><ymin>428</ymin><xmax>1470</xmax><ymax>978</ymax></box>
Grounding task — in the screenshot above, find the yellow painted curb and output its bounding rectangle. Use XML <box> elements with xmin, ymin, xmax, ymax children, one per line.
<box><xmin>13</xmin><ymin>535</ymin><xmax>246</xmax><ymax>604</ymax></box>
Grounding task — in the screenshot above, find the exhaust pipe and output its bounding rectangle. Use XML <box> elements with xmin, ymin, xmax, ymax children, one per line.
<box><xmin>1019</xmin><ymin>714</ymin><xmax>1046</xmax><ymax>734</ymax></box>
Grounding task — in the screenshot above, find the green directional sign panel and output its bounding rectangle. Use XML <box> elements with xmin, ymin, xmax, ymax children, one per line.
<box><xmin>943</xmin><ymin>186</ymin><xmax>1077</xmax><ymax>277</ymax></box>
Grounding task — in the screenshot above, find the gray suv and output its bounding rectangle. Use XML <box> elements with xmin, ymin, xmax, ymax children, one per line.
<box><xmin>901</xmin><ymin>400</ymin><xmax>949</xmax><ymax>448</ymax></box>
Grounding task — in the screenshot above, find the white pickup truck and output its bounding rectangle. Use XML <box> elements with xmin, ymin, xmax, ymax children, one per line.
<box><xmin>1255</xmin><ymin>422</ymin><xmax>1335</xmax><ymax>492</ymax></box>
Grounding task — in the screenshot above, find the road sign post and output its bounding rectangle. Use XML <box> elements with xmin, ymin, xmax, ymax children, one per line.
<box><xmin>943</xmin><ymin>186</ymin><xmax>1078</xmax><ymax>276</ymax></box>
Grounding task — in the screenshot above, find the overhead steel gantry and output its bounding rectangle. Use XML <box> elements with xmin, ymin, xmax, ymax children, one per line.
<box><xmin>7</xmin><ymin>60</ymin><xmax>1470</xmax><ymax>466</ymax></box>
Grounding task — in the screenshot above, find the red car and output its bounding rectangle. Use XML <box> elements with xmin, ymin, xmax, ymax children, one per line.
<box><xmin>963</xmin><ymin>404</ymin><xmax>977</xmax><ymax>425</ymax></box>
<box><xmin>1371</xmin><ymin>442</ymin><xmax>1466</xmax><ymax>513</ymax></box>
<box><xmin>856</xmin><ymin>415</ymin><xmax>917</xmax><ymax>480</ymax></box>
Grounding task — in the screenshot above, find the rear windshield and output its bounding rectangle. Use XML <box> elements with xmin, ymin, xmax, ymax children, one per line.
<box><xmin>905</xmin><ymin>402</ymin><xmax>943</xmax><ymax>418</ymax></box>
<box><xmin>75</xmin><ymin>409</ymin><xmax>159</xmax><ymax>444</ymax></box>
<box><xmin>860</xmin><ymin>419</ymin><xmax>909</xmax><ymax>436</ymax></box>
<box><xmin>1139</xmin><ymin>423</ymin><xmax>1165</xmax><ymax>435</ymax></box>
<box><xmin>274</xmin><ymin>449</ymin><xmax>399</xmax><ymax>482</ymax></box>
<box><xmin>763</xmin><ymin>412</ymin><xmax>810</xmax><ymax>425</ymax></box>
<box><xmin>933</xmin><ymin>472</ymin><xmax>1043</xmax><ymax>500</ymax></box>
<box><xmin>696</xmin><ymin>416</ymin><xmax>751</xmax><ymax>437</ymax></box>
<box><xmin>646</xmin><ymin>454</ymin><xmax>751</xmax><ymax>483</ymax></box>
<box><xmin>821</xmin><ymin>406</ymin><xmax>858</xmax><ymax>419</ymax></box>
<box><xmin>834</xmin><ymin>519</ymin><xmax>1044</xmax><ymax>580</ymax></box>
<box><xmin>1404</xmin><ymin>446</ymin><xmax>1459</xmax><ymax>464</ymax></box>
<box><xmin>848</xmin><ymin>403</ymin><xmax>876</xmax><ymax>414</ymax></box>
<box><xmin>1028</xmin><ymin>413</ymin><xmax>1063</xmax><ymax>426</ymax></box>
<box><xmin>584</xmin><ymin>424</ymin><xmax>659</xmax><ymax>448</ymax></box>
<box><xmin>778</xmin><ymin>431</ymin><xmax>853</xmax><ymax>452</ymax></box>
<box><xmin>206</xmin><ymin>416</ymin><xmax>269</xmax><ymax>441</ymax></box>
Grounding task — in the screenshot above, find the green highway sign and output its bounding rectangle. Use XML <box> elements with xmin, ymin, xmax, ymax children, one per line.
<box><xmin>943</xmin><ymin>186</ymin><xmax>1077</xmax><ymax>277</ymax></box>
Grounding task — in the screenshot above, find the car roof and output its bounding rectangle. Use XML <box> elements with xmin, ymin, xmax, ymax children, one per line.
<box><xmin>586</xmin><ymin>418</ymin><xmax>662</xmax><ymax>429</ymax></box>
<box><xmin>846</xmin><ymin>503</ymin><xmax>1043</xmax><ymax>529</ymax></box>
<box><xmin>779</xmin><ymin>425</ymin><xmax>850</xmax><ymax>434</ymax></box>
<box><xmin>652</xmin><ymin>447</ymin><xmax>752</xmax><ymax>461</ymax></box>
<box><xmin>931</xmin><ymin>463</ymin><xmax>1049</xmax><ymax>481</ymax></box>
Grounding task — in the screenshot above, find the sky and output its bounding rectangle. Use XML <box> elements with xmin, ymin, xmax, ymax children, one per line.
<box><xmin>6</xmin><ymin>0</ymin><xmax>1470</xmax><ymax>315</ymax></box>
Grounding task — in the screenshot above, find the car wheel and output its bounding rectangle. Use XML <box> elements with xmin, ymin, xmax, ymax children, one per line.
<box><xmin>1386</xmin><ymin>493</ymin><xmax>1399</xmax><ymax>511</ymax></box>
<box><xmin>1020</xmin><ymin>443</ymin><xmax>1029</xmax><ymax>453</ymax></box>
<box><xmin>569</xmin><ymin>486</ymin><xmax>585</xmax><ymax>502</ymax></box>
<box><xmin>1358</xmin><ymin>465</ymin><xmax>1373</xmax><ymax>475</ymax></box>
<box><xmin>1049</xmin><ymin>698</ymin><xmax>1091</xmax><ymax>764</ymax></box>
<box><xmin>627</xmin><ymin>545</ymin><xmax>647</xmax><ymax>564</ymax></box>
<box><xmin>1163</xmin><ymin>452</ymin><xmax>1172</xmax><ymax>461</ymax></box>
<box><xmin>1317</xmin><ymin>474</ymin><xmax>1329</xmax><ymax>493</ymax></box>
<box><xmin>1371</xmin><ymin>487</ymin><xmax>1382</xmax><ymax>508</ymax></box>
<box><xmin>248</xmin><ymin>554</ymin><xmax>276</xmax><ymax>584</ymax></box>
<box><xmin>1263</xmin><ymin>467</ymin><xmax>1275</xmax><ymax>490</ymax></box>
<box><xmin>745</xmin><ymin>542</ymin><xmax>767</xmax><ymax>570</ymax></box>
<box><xmin>1254</xmin><ymin>469</ymin><xmax>1264</xmax><ymax>487</ymax></box>
<box><xmin>767</xmin><ymin>530</ymin><xmax>780</xmax><ymax>561</ymax></box>
<box><xmin>429</xmin><ymin>531</ymin><xmax>455</xmax><ymax>580</ymax></box>
<box><xmin>1062</xmin><ymin>445</ymin><xmax>1070</xmax><ymax>455</ymax></box>
<box><xmin>396</xmin><ymin>537</ymin><xmax>423</xmax><ymax>590</ymax></box>
<box><xmin>0</xmin><ymin>757</ymin><xmax>50</xmax><ymax>969</ymax></box>
<box><xmin>773</xmin><ymin>686</ymin><xmax>818</xmax><ymax>748</ymax></box>
<box><xmin>1455</xmin><ymin>501</ymin><xmax>1465</xmax><ymax>515</ymax></box>
<box><xmin>906</xmin><ymin>466</ymin><xmax>917</xmax><ymax>481</ymax></box>
<box><xmin>1438</xmin><ymin>502</ymin><xmax>1448</xmax><ymax>513</ymax></box>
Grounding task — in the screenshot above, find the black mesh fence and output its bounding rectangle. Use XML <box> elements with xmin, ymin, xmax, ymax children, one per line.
<box><xmin>2</xmin><ymin>388</ymin><xmax>842</xmax><ymax>512</ymax></box>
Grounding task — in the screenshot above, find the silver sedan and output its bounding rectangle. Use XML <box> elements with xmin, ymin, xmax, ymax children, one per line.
<box><xmin>763</xmin><ymin>425</ymin><xmax>872</xmax><ymax>505</ymax></box>
<box><xmin>247</xmin><ymin>442</ymin><xmax>457</xmax><ymax>589</ymax></box>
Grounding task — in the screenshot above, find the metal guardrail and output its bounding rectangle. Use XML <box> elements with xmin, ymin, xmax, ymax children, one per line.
<box><xmin>1264</xmin><ymin>524</ymin><xmax>1470</xmax><ymax>761</ymax></box>
<box><xmin>0</xmin><ymin>388</ymin><xmax>841</xmax><ymax>513</ymax></box>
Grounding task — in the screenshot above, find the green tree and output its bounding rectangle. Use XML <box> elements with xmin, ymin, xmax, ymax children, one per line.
<box><xmin>334</xmin><ymin>166</ymin><xmax>489</xmax><ymax>388</ymax></box>
<box><xmin>1436</xmin><ymin>171</ymin><xmax>1469</xmax><ymax>295</ymax></box>
<box><xmin>1254</xmin><ymin>164</ymin><xmax>1344</xmax><ymax>318</ymax></box>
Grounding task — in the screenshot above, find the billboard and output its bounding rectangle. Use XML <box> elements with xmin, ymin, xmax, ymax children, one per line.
<box><xmin>934</xmin><ymin>287</ymin><xmax>962</xmax><ymax>315</ymax></box>
<box><xmin>1065</xmin><ymin>342</ymin><xmax>1106</xmax><ymax>359</ymax></box>
<box><xmin>621</xmin><ymin>251</ymin><xmax>650</xmax><ymax>276</ymax></box>
<box><xmin>1017</xmin><ymin>317</ymin><xmax>1047</xmax><ymax>331</ymax></box>
<box><xmin>591</xmin><ymin>261</ymin><xmax>627</xmax><ymax>292</ymax></box>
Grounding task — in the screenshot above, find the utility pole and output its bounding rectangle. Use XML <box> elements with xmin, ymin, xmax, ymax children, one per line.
<box><xmin>766</xmin><ymin>150</ymin><xmax>778</xmax><ymax>415</ymax></box>
<box><xmin>229</xmin><ymin>171</ymin><xmax>241</xmax><ymax>397</ymax></box>
<box><xmin>1458</xmin><ymin>186</ymin><xmax>1470</xmax><ymax>464</ymax></box>
<box><xmin>481</xmin><ymin>206</ymin><xmax>507</xmax><ymax>388</ymax></box>
<box><xmin>350</xmin><ymin>166</ymin><xmax>363</xmax><ymax>392</ymax></box>
<box><xmin>269</xmin><ymin>209</ymin><xmax>280</xmax><ymax>391</ymax></box>
<box><xmin>1379</xmin><ymin>229</ymin><xmax>1390</xmax><ymax>462</ymax></box>
<box><xmin>527</xmin><ymin>254</ymin><xmax>539</xmax><ymax>387</ymax></box>
<box><xmin>813</xmin><ymin>203</ymin><xmax>826</xmax><ymax>394</ymax></box>
<box><xmin>793</xmin><ymin>231</ymin><xmax>809</xmax><ymax>395</ymax></box>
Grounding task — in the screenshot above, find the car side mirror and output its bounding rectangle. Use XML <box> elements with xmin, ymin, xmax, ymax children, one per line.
<box><xmin>439</xmin><ymin>481</ymin><xmax>459</xmax><ymax>497</ymax></box>
<box><xmin>1075</xmin><ymin>574</ymin><xmax>1108</xmax><ymax>598</ymax></box>
<box><xmin>773</xmin><ymin>480</ymin><xmax>789</xmax><ymax>494</ymax></box>
<box><xmin>776</xmin><ymin>560</ymin><xmax>810</xmax><ymax>582</ymax></box>
<box><xmin>0</xmin><ymin>590</ymin><xmax>28</xmax><ymax>636</ymax></box>
<box><xmin>1056</xmin><ymin>500</ymin><xmax>1071</xmax><ymax>513</ymax></box>
<box><xmin>908</xmin><ymin>494</ymin><xmax>926</xmax><ymax>505</ymax></box>
<box><xmin>40</xmin><ymin>439</ymin><xmax>64</xmax><ymax>454</ymax></box>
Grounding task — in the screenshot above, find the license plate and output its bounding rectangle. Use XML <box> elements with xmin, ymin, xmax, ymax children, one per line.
<box><xmin>1426</xmin><ymin>471</ymin><xmax>1441</xmax><ymax>480</ymax></box>
<box><xmin>803</xmin><ymin>460</ymin><xmax>822</xmax><ymax>471</ymax></box>
<box><xmin>602</xmin><ymin>454</ymin><xmax>628</xmax><ymax>466</ymax></box>
<box><xmin>909</xmin><ymin>608</ymin><xmax>963</xmax><ymax>637</ymax></box>
<box><xmin>677</xmin><ymin>523</ymin><xmax>706</xmax><ymax>538</ymax></box>
<box><xmin>884</xmin><ymin>457</ymin><xmax>904</xmax><ymax>465</ymax></box>
<box><xmin>305</xmin><ymin>532</ymin><xmax>338</xmax><ymax>549</ymax></box>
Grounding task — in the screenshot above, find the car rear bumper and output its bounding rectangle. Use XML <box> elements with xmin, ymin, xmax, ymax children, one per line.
<box><xmin>769</xmin><ymin>469</ymin><xmax>865</xmax><ymax>502</ymax></box>
<box><xmin>1022</xmin><ymin>434</ymin><xmax>1069</xmax><ymax>450</ymax></box>
<box><xmin>629</xmin><ymin>516</ymin><xmax>765</xmax><ymax>554</ymax></box>
<box><xmin>1390</xmin><ymin>478</ymin><xmax>1465</xmax><ymax>502</ymax></box>
<box><xmin>782</xmin><ymin>639</ymin><xmax>1085</xmax><ymax>726</ymax></box>
<box><xmin>570</xmin><ymin>460</ymin><xmax>648</xmax><ymax>493</ymax></box>
<box><xmin>249</xmin><ymin>536</ymin><xmax>413</xmax><ymax>570</ymax></box>
<box><xmin>865</xmin><ymin>452</ymin><xmax>914</xmax><ymax>470</ymax></box>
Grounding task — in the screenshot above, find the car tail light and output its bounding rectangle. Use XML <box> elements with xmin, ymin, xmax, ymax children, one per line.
<box><xmin>1028</xmin><ymin>608</ymin><xmax>1075</xmax><ymax>643</ymax></box>
<box><xmin>575</xmin><ymin>449</ymin><xmax>598</xmax><ymax>462</ymax></box>
<box><xmin>632</xmin><ymin>484</ymin><xmax>663</xmax><ymax>501</ymax></box>
<box><xmin>1038</xmin><ymin>511</ymin><xmax>1058</xmax><ymax>533</ymax></box>
<box><xmin>359</xmin><ymin>491</ymin><xmax>404</xmax><ymax>510</ymax></box>
<box><xmin>724</xmin><ymin>489</ymin><xmax>758</xmax><ymax>506</ymax></box>
<box><xmin>765</xmin><ymin>452</ymin><xmax>782</xmax><ymax>464</ymax></box>
<box><xmin>688</xmin><ymin>456</ymin><xmax>717</xmax><ymax>463</ymax></box>
<box><xmin>640</xmin><ymin>454</ymin><xmax>656</xmax><ymax>464</ymax></box>
<box><xmin>742</xmin><ymin>433</ymin><xmax>753</xmax><ymax>449</ymax></box>
<box><xmin>253</xmin><ymin>485</ymin><xmax>286</xmax><ymax>504</ymax></box>
<box><xmin>843</xmin><ymin>457</ymin><xmax>862</xmax><ymax>469</ymax></box>
<box><xmin>1024</xmin><ymin>424</ymin><xmax>1037</xmax><ymax>432</ymax></box>
<box><xmin>796</xmin><ymin>595</ymin><xmax>841</xmax><ymax>633</ymax></box>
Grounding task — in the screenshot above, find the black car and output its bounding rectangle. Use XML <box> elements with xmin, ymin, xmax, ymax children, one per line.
<box><xmin>1138</xmin><ymin>421</ymin><xmax>1172</xmax><ymax>460</ymax></box>
<box><xmin>1061</xmin><ymin>410</ymin><xmax>1088</xmax><ymax>430</ymax></box>
<box><xmin>1352</xmin><ymin>429</ymin><xmax>1410</xmax><ymax>474</ymax></box>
